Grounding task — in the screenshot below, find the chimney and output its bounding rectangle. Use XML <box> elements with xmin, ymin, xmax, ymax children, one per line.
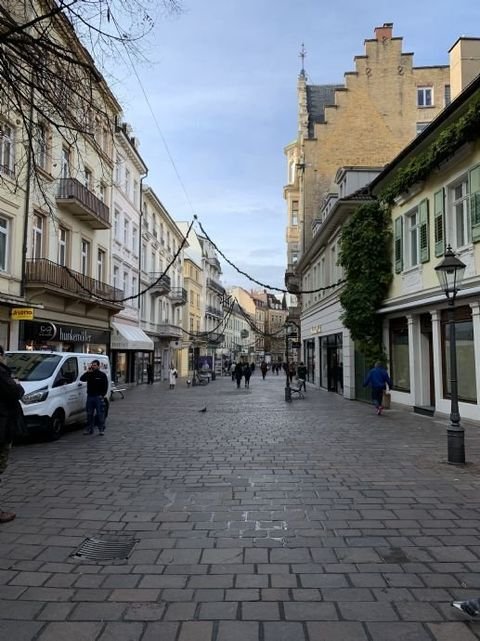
<box><xmin>374</xmin><ymin>22</ymin><xmax>393</xmax><ymax>41</ymax></box>
<box><xmin>449</xmin><ymin>37</ymin><xmax>480</xmax><ymax>100</ymax></box>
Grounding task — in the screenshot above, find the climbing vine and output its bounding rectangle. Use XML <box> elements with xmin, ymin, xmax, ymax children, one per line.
<box><xmin>338</xmin><ymin>202</ymin><xmax>392</xmax><ymax>364</ymax></box>
<box><xmin>381</xmin><ymin>95</ymin><xmax>480</xmax><ymax>204</ymax></box>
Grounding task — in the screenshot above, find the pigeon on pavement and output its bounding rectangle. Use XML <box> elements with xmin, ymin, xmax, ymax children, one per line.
<box><xmin>199</xmin><ymin>407</ymin><xmax>207</xmax><ymax>413</ymax></box>
<box><xmin>452</xmin><ymin>598</ymin><xmax>480</xmax><ymax>616</ymax></box>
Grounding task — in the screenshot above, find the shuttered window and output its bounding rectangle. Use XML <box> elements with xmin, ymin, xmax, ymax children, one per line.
<box><xmin>433</xmin><ymin>189</ymin><xmax>445</xmax><ymax>256</ymax></box>
<box><xmin>469</xmin><ymin>164</ymin><xmax>480</xmax><ymax>243</ymax></box>
<box><xmin>394</xmin><ymin>216</ymin><xmax>403</xmax><ymax>273</ymax></box>
<box><xmin>419</xmin><ymin>198</ymin><xmax>430</xmax><ymax>263</ymax></box>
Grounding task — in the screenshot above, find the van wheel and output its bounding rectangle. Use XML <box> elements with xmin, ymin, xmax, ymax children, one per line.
<box><xmin>47</xmin><ymin>410</ymin><xmax>64</xmax><ymax>441</ymax></box>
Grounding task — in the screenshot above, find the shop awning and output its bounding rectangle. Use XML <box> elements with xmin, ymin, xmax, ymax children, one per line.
<box><xmin>111</xmin><ymin>322</ymin><xmax>154</xmax><ymax>351</ymax></box>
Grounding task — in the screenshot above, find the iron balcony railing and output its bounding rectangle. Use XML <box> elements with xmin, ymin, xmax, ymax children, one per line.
<box><xmin>56</xmin><ymin>178</ymin><xmax>110</xmax><ymax>229</ymax></box>
<box><xmin>206</xmin><ymin>256</ymin><xmax>222</xmax><ymax>272</ymax></box>
<box><xmin>169</xmin><ymin>287</ymin><xmax>188</xmax><ymax>305</ymax></box>
<box><xmin>25</xmin><ymin>258</ymin><xmax>124</xmax><ymax>309</ymax></box>
<box><xmin>206</xmin><ymin>304</ymin><xmax>223</xmax><ymax>318</ymax></box>
<box><xmin>149</xmin><ymin>273</ymin><xmax>171</xmax><ymax>296</ymax></box>
<box><xmin>206</xmin><ymin>277</ymin><xmax>225</xmax><ymax>296</ymax></box>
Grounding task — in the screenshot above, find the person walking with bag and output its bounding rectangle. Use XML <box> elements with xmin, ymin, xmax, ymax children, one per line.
<box><xmin>363</xmin><ymin>361</ymin><xmax>392</xmax><ymax>416</ymax></box>
<box><xmin>0</xmin><ymin>345</ymin><xmax>25</xmax><ymax>523</ymax></box>
<box><xmin>243</xmin><ymin>363</ymin><xmax>251</xmax><ymax>389</ymax></box>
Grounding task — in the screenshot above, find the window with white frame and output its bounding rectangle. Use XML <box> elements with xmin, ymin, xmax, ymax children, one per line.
<box><xmin>61</xmin><ymin>147</ymin><xmax>70</xmax><ymax>178</ymax></box>
<box><xmin>288</xmin><ymin>160</ymin><xmax>295</xmax><ymax>184</ymax></box>
<box><xmin>123</xmin><ymin>218</ymin><xmax>130</xmax><ymax>246</ymax></box>
<box><xmin>132</xmin><ymin>226</ymin><xmax>138</xmax><ymax>255</ymax></box>
<box><xmin>97</xmin><ymin>249</ymin><xmax>105</xmax><ymax>282</ymax></box>
<box><xmin>406</xmin><ymin>208</ymin><xmax>421</xmax><ymax>267</ymax></box>
<box><xmin>133</xmin><ymin>180</ymin><xmax>139</xmax><ymax>206</ymax></box>
<box><xmin>291</xmin><ymin>200</ymin><xmax>299</xmax><ymax>226</ymax></box>
<box><xmin>57</xmin><ymin>227</ymin><xmax>68</xmax><ymax>266</ymax></box>
<box><xmin>124</xmin><ymin>168</ymin><xmax>130</xmax><ymax>197</ymax></box>
<box><xmin>132</xmin><ymin>276</ymin><xmax>137</xmax><ymax>299</ymax></box>
<box><xmin>123</xmin><ymin>270</ymin><xmax>128</xmax><ymax>295</ymax></box>
<box><xmin>449</xmin><ymin>179</ymin><xmax>470</xmax><ymax>249</ymax></box>
<box><xmin>114</xmin><ymin>209</ymin><xmax>120</xmax><ymax>241</ymax></box>
<box><xmin>0</xmin><ymin>122</ymin><xmax>15</xmax><ymax>178</ymax></box>
<box><xmin>417</xmin><ymin>86</ymin><xmax>433</xmax><ymax>107</ymax></box>
<box><xmin>113</xmin><ymin>265</ymin><xmax>119</xmax><ymax>290</ymax></box>
<box><xmin>115</xmin><ymin>154</ymin><xmax>123</xmax><ymax>185</ymax></box>
<box><xmin>141</xmin><ymin>243</ymin><xmax>146</xmax><ymax>271</ymax></box>
<box><xmin>32</xmin><ymin>213</ymin><xmax>44</xmax><ymax>259</ymax></box>
<box><xmin>84</xmin><ymin>166</ymin><xmax>93</xmax><ymax>190</ymax></box>
<box><xmin>81</xmin><ymin>239</ymin><xmax>90</xmax><ymax>275</ymax></box>
<box><xmin>0</xmin><ymin>216</ymin><xmax>8</xmax><ymax>271</ymax></box>
<box><xmin>99</xmin><ymin>182</ymin><xmax>107</xmax><ymax>204</ymax></box>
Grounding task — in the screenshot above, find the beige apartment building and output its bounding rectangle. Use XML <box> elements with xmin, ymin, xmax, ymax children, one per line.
<box><xmin>1</xmin><ymin>4</ymin><xmax>124</xmax><ymax>354</ymax></box>
<box><xmin>285</xmin><ymin>22</ymin><xmax>452</xmax><ymax>289</ymax></box>
<box><xmin>180</xmin><ymin>255</ymin><xmax>204</xmax><ymax>376</ymax></box>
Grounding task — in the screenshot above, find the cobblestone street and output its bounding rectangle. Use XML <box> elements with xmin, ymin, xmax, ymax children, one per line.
<box><xmin>2</xmin><ymin>372</ymin><xmax>480</xmax><ymax>640</ymax></box>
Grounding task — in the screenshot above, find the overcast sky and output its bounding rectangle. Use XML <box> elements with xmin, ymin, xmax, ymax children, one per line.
<box><xmin>110</xmin><ymin>0</ymin><xmax>479</xmax><ymax>290</ymax></box>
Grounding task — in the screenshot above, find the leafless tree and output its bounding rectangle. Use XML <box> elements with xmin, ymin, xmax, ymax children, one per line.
<box><xmin>0</xmin><ymin>0</ymin><xmax>181</xmax><ymax>212</ymax></box>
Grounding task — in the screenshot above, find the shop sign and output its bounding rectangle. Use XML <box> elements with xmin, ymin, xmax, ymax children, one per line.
<box><xmin>310</xmin><ymin>324</ymin><xmax>322</xmax><ymax>335</ymax></box>
<box><xmin>38</xmin><ymin>322</ymin><xmax>57</xmax><ymax>340</ymax></box>
<box><xmin>11</xmin><ymin>308</ymin><xmax>34</xmax><ymax>321</ymax></box>
<box><xmin>22</xmin><ymin>320</ymin><xmax>109</xmax><ymax>344</ymax></box>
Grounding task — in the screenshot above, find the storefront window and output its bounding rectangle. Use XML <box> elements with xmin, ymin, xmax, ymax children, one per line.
<box><xmin>320</xmin><ymin>337</ymin><xmax>328</xmax><ymax>389</ymax></box>
<box><xmin>115</xmin><ymin>352</ymin><xmax>127</xmax><ymax>384</ymax></box>
<box><xmin>442</xmin><ymin>307</ymin><xmax>477</xmax><ymax>403</ymax></box>
<box><xmin>389</xmin><ymin>317</ymin><xmax>410</xmax><ymax>392</ymax></box>
<box><xmin>305</xmin><ymin>339</ymin><xmax>315</xmax><ymax>383</ymax></box>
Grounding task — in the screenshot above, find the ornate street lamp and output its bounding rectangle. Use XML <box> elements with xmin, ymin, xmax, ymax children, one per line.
<box><xmin>434</xmin><ymin>245</ymin><xmax>466</xmax><ymax>464</ymax></box>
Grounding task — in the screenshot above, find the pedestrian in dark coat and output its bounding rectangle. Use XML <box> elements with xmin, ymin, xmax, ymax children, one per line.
<box><xmin>363</xmin><ymin>361</ymin><xmax>392</xmax><ymax>415</ymax></box>
<box><xmin>0</xmin><ymin>346</ymin><xmax>25</xmax><ymax>523</ymax></box>
<box><xmin>288</xmin><ymin>361</ymin><xmax>296</xmax><ymax>383</ymax></box>
<box><xmin>243</xmin><ymin>363</ymin><xmax>251</xmax><ymax>388</ymax></box>
<box><xmin>234</xmin><ymin>362</ymin><xmax>243</xmax><ymax>389</ymax></box>
<box><xmin>297</xmin><ymin>362</ymin><xmax>307</xmax><ymax>391</ymax></box>
<box><xmin>250</xmin><ymin>362</ymin><xmax>255</xmax><ymax>373</ymax></box>
<box><xmin>80</xmin><ymin>359</ymin><xmax>109</xmax><ymax>434</ymax></box>
<box><xmin>260</xmin><ymin>361</ymin><xmax>268</xmax><ymax>380</ymax></box>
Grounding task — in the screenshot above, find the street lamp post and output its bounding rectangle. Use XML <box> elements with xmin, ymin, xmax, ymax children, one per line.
<box><xmin>434</xmin><ymin>245</ymin><xmax>467</xmax><ymax>465</ymax></box>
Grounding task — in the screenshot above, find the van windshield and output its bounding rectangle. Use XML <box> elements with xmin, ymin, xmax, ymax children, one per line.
<box><xmin>5</xmin><ymin>353</ymin><xmax>62</xmax><ymax>381</ymax></box>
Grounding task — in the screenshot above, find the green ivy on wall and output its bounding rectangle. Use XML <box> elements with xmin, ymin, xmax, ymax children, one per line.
<box><xmin>338</xmin><ymin>202</ymin><xmax>392</xmax><ymax>364</ymax></box>
<box><xmin>381</xmin><ymin>95</ymin><xmax>480</xmax><ymax>204</ymax></box>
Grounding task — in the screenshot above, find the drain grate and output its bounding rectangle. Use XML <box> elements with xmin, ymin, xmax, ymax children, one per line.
<box><xmin>72</xmin><ymin>536</ymin><xmax>138</xmax><ymax>561</ymax></box>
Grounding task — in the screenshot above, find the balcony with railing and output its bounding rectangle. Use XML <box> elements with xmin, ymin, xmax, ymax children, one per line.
<box><xmin>169</xmin><ymin>287</ymin><xmax>187</xmax><ymax>306</ymax></box>
<box><xmin>206</xmin><ymin>255</ymin><xmax>222</xmax><ymax>272</ymax></box>
<box><xmin>192</xmin><ymin>330</ymin><xmax>224</xmax><ymax>346</ymax></box>
<box><xmin>206</xmin><ymin>277</ymin><xmax>225</xmax><ymax>296</ymax></box>
<box><xmin>149</xmin><ymin>273</ymin><xmax>171</xmax><ymax>297</ymax></box>
<box><xmin>25</xmin><ymin>259</ymin><xmax>124</xmax><ymax>310</ymax></box>
<box><xmin>56</xmin><ymin>178</ymin><xmax>110</xmax><ymax>229</ymax></box>
<box><xmin>206</xmin><ymin>304</ymin><xmax>223</xmax><ymax>319</ymax></box>
<box><xmin>285</xmin><ymin>270</ymin><xmax>300</xmax><ymax>294</ymax></box>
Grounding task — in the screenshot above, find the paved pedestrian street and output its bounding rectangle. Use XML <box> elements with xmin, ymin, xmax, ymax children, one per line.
<box><xmin>2</xmin><ymin>373</ymin><xmax>480</xmax><ymax>641</ymax></box>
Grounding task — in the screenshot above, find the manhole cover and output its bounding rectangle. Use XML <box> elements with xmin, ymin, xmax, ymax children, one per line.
<box><xmin>72</xmin><ymin>537</ymin><xmax>138</xmax><ymax>561</ymax></box>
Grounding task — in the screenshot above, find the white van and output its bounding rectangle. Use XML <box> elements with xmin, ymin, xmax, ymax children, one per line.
<box><xmin>5</xmin><ymin>351</ymin><xmax>112</xmax><ymax>440</ymax></box>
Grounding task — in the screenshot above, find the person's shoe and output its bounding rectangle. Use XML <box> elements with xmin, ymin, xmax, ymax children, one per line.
<box><xmin>375</xmin><ymin>407</ymin><xmax>380</xmax><ymax>415</ymax></box>
<box><xmin>98</xmin><ymin>430</ymin><xmax>105</xmax><ymax>436</ymax></box>
<box><xmin>379</xmin><ymin>406</ymin><xmax>383</xmax><ymax>415</ymax></box>
<box><xmin>0</xmin><ymin>511</ymin><xmax>16</xmax><ymax>524</ymax></box>
<box><xmin>83</xmin><ymin>429</ymin><xmax>93</xmax><ymax>435</ymax></box>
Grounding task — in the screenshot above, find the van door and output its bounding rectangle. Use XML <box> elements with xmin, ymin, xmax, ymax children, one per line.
<box><xmin>52</xmin><ymin>356</ymin><xmax>84</xmax><ymax>424</ymax></box>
